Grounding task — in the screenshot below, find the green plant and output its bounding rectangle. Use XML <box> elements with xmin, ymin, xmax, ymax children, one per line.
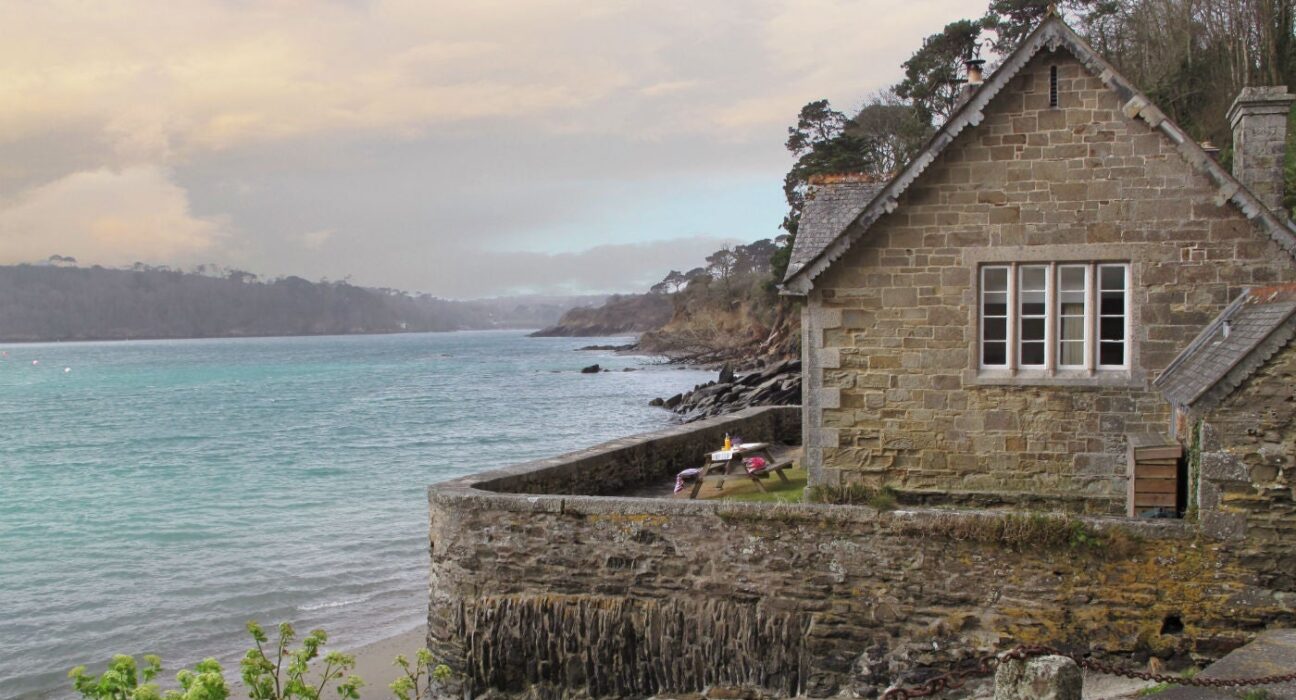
<box><xmin>72</xmin><ymin>623</ymin><xmax>453</xmax><ymax>700</ymax></box>
<box><xmin>69</xmin><ymin>654</ymin><xmax>229</xmax><ymax>700</ymax></box>
<box><xmin>894</xmin><ymin>511</ymin><xmax>1142</xmax><ymax>559</ymax></box>
<box><xmin>867</xmin><ymin>487</ymin><xmax>898</xmax><ymax>511</ymax></box>
<box><xmin>390</xmin><ymin>649</ymin><xmax>452</xmax><ymax>700</ymax></box>
<box><xmin>241</xmin><ymin>622</ymin><xmax>362</xmax><ymax>700</ymax></box>
<box><xmin>806</xmin><ymin>482</ymin><xmax>899</xmax><ymax>511</ymax></box>
<box><xmin>1184</xmin><ymin>419</ymin><xmax>1203</xmax><ymax>523</ymax></box>
<box><xmin>1241</xmin><ymin>690</ymin><xmax>1270</xmax><ymax>700</ymax></box>
<box><xmin>1067</xmin><ymin>519</ymin><xmax>1101</xmax><ymax>550</ymax></box>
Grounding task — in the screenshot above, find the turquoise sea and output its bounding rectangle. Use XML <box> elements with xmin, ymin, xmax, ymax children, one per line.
<box><xmin>0</xmin><ymin>331</ymin><xmax>713</xmax><ymax>699</ymax></box>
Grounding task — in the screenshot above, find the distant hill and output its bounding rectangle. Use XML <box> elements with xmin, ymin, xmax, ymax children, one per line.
<box><xmin>0</xmin><ymin>264</ymin><xmax>601</xmax><ymax>342</ymax></box>
<box><xmin>529</xmin><ymin>293</ymin><xmax>673</xmax><ymax>337</ymax></box>
<box><xmin>531</xmin><ymin>238</ymin><xmax>800</xmax><ymax>368</ymax></box>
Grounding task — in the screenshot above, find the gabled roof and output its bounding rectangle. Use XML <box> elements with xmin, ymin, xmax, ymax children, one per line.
<box><xmin>781</xmin><ymin>15</ymin><xmax>1296</xmax><ymax>294</ymax></box>
<box><xmin>786</xmin><ymin>175</ymin><xmax>886</xmax><ymax>278</ymax></box>
<box><xmin>1154</xmin><ymin>284</ymin><xmax>1296</xmax><ymax>412</ymax></box>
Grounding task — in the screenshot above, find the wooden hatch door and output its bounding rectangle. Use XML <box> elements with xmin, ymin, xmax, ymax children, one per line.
<box><xmin>1126</xmin><ymin>433</ymin><xmax>1184</xmax><ymax>517</ymax></box>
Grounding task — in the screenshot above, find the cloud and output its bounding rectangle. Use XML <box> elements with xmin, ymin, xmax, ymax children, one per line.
<box><xmin>0</xmin><ymin>0</ymin><xmax>974</xmax><ymax>296</ymax></box>
<box><xmin>294</xmin><ymin>229</ymin><xmax>335</xmax><ymax>251</ymax></box>
<box><xmin>0</xmin><ymin>167</ymin><xmax>222</xmax><ymax>266</ymax></box>
<box><xmin>417</xmin><ymin>237</ymin><xmax>739</xmax><ymax>298</ymax></box>
<box><xmin>0</xmin><ymin>0</ymin><xmax>971</xmax><ymax>159</ymax></box>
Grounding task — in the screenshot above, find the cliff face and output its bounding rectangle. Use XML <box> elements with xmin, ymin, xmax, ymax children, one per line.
<box><xmin>529</xmin><ymin>294</ymin><xmax>673</xmax><ymax>337</ymax></box>
<box><xmin>638</xmin><ymin>296</ymin><xmax>799</xmax><ymax>368</ymax></box>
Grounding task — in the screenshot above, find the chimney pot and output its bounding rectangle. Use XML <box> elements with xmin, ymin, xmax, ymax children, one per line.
<box><xmin>1226</xmin><ymin>86</ymin><xmax>1295</xmax><ymax>212</ymax></box>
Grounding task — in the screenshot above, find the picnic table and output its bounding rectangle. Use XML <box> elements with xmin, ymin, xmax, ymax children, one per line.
<box><xmin>687</xmin><ymin>442</ymin><xmax>790</xmax><ymax>499</ymax></box>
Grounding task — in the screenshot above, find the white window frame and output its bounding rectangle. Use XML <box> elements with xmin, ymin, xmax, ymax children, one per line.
<box><xmin>1017</xmin><ymin>264</ymin><xmax>1050</xmax><ymax>368</ymax></box>
<box><xmin>979</xmin><ymin>266</ymin><xmax>1011</xmax><ymax>368</ymax></box>
<box><xmin>978</xmin><ymin>262</ymin><xmax>1129</xmax><ymax>374</ymax></box>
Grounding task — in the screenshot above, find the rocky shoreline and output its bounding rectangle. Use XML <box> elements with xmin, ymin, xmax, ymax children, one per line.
<box><xmin>649</xmin><ymin>358</ymin><xmax>801</xmax><ymax>422</ymax></box>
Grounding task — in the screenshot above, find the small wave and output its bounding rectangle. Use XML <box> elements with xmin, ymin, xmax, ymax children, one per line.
<box><xmin>298</xmin><ymin>594</ymin><xmax>372</xmax><ymax>612</ymax></box>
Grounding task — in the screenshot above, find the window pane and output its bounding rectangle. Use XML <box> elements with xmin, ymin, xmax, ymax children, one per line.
<box><xmin>1060</xmin><ymin>317</ymin><xmax>1084</xmax><ymax>340</ymax></box>
<box><xmin>1020</xmin><ymin>266</ymin><xmax>1046</xmax><ymax>289</ymax></box>
<box><xmin>1021</xmin><ymin>342</ymin><xmax>1045</xmax><ymax>365</ymax></box>
<box><xmin>1100</xmin><ymin>317</ymin><xmax>1124</xmax><ymax>341</ymax></box>
<box><xmin>984</xmin><ymin>266</ymin><xmax>1008</xmax><ymax>292</ymax></box>
<box><xmin>1100</xmin><ymin>292</ymin><xmax>1124</xmax><ymax>315</ymax></box>
<box><xmin>983</xmin><ymin>291</ymin><xmax>1007</xmax><ymax>317</ymax></box>
<box><xmin>1100</xmin><ymin>342</ymin><xmax>1124</xmax><ymax>366</ymax></box>
<box><xmin>1021</xmin><ymin>295</ymin><xmax>1045</xmax><ymax>316</ymax></box>
<box><xmin>983</xmin><ymin>317</ymin><xmax>1007</xmax><ymax>340</ymax></box>
<box><xmin>983</xmin><ymin>342</ymin><xmax>1007</xmax><ymax>365</ymax></box>
<box><xmin>1022</xmin><ymin>318</ymin><xmax>1045</xmax><ymax>341</ymax></box>
<box><xmin>1060</xmin><ymin>340</ymin><xmax>1084</xmax><ymax>365</ymax></box>
<box><xmin>1100</xmin><ymin>265</ymin><xmax>1125</xmax><ymax>290</ymax></box>
<box><xmin>1059</xmin><ymin>266</ymin><xmax>1085</xmax><ymax>290</ymax></box>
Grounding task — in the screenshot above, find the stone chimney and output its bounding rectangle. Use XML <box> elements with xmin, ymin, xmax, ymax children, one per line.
<box><xmin>1226</xmin><ymin>86</ymin><xmax>1294</xmax><ymax>211</ymax></box>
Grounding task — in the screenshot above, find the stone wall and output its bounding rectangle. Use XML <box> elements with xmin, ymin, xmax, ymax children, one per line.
<box><xmin>427</xmin><ymin>489</ymin><xmax>1296</xmax><ymax>699</ymax></box>
<box><xmin>804</xmin><ymin>50</ymin><xmax>1296</xmax><ymax>512</ymax></box>
<box><xmin>468</xmin><ymin>406</ymin><xmax>800</xmax><ymax>496</ymax></box>
<box><xmin>1193</xmin><ymin>337</ymin><xmax>1296</xmax><ymax>589</ymax></box>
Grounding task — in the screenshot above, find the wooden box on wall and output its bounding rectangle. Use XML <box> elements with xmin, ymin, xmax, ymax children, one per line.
<box><xmin>1126</xmin><ymin>433</ymin><xmax>1183</xmax><ymax>518</ymax></box>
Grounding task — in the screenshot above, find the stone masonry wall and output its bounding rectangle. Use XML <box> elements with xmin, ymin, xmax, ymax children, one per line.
<box><xmin>427</xmin><ymin>490</ymin><xmax>1296</xmax><ymax>699</ymax></box>
<box><xmin>1195</xmin><ymin>338</ymin><xmax>1296</xmax><ymax>589</ymax></box>
<box><xmin>470</xmin><ymin>406</ymin><xmax>800</xmax><ymax>496</ymax></box>
<box><xmin>806</xmin><ymin>50</ymin><xmax>1296</xmax><ymax>512</ymax></box>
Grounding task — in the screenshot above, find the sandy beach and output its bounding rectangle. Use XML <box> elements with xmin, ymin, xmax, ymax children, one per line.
<box><xmin>226</xmin><ymin>625</ymin><xmax>429</xmax><ymax>700</ymax></box>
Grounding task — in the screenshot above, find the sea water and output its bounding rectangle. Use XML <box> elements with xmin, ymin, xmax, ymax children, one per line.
<box><xmin>0</xmin><ymin>331</ymin><xmax>714</xmax><ymax>698</ymax></box>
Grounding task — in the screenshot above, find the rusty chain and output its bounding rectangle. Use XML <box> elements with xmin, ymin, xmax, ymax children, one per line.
<box><xmin>880</xmin><ymin>644</ymin><xmax>1296</xmax><ymax>699</ymax></box>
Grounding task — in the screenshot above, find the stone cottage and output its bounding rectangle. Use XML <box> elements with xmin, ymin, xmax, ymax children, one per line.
<box><xmin>781</xmin><ymin>15</ymin><xmax>1296</xmax><ymax>516</ymax></box>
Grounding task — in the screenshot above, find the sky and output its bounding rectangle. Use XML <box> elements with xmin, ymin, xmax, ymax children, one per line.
<box><xmin>0</xmin><ymin>0</ymin><xmax>970</xmax><ymax>298</ymax></box>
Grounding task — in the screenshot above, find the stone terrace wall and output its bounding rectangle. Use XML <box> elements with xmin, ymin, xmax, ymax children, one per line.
<box><xmin>803</xmin><ymin>50</ymin><xmax>1296</xmax><ymax>513</ymax></box>
<box><xmin>469</xmin><ymin>406</ymin><xmax>800</xmax><ymax>496</ymax></box>
<box><xmin>1194</xmin><ymin>338</ymin><xmax>1296</xmax><ymax>589</ymax></box>
<box><xmin>427</xmin><ymin>411</ymin><xmax>1296</xmax><ymax>699</ymax></box>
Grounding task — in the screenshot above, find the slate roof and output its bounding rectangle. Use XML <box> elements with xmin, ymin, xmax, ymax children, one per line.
<box><xmin>781</xmin><ymin>15</ymin><xmax>1296</xmax><ymax>294</ymax></box>
<box><xmin>1154</xmin><ymin>284</ymin><xmax>1296</xmax><ymax>412</ymax></box>
<box><xmin>786</xmin><ymin>176</ymin><xmax>885</xmax><ymax>279</ymax></box>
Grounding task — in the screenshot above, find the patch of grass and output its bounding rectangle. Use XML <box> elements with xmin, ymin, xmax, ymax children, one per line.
<box><xmin>896</xmin><ymin>511</ymin><xmax>1143</xmax><ymax>558</ymax></box>
<box><xmin>806</xmin><ymin>482</ymin><xmax>898</xmax><ymax>510</ymax></box>
<box><xmin>719</xmin><ymin>467</ymin><xmax>807</xmax><ymax>503</ymax></box>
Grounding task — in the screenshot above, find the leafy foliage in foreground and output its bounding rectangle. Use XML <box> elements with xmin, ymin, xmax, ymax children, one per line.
<box><xmin>390</xmin><ymin>649</ymin><xmax>452</xmax><ymax>700</ymax></box>
<box><xmin>70</xmin><ymin>654</ymin><xmax>228</xmax><ymax>700</ymax></box>
<box><xmin>241</xmin><ymin>622</ymin><xmax>361</xmax><ymax>700</ymax></box>
<box><xmin>69</xmin><ymin>621</ymin><xmax>452</xmax><ymax>700</ymax></box>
